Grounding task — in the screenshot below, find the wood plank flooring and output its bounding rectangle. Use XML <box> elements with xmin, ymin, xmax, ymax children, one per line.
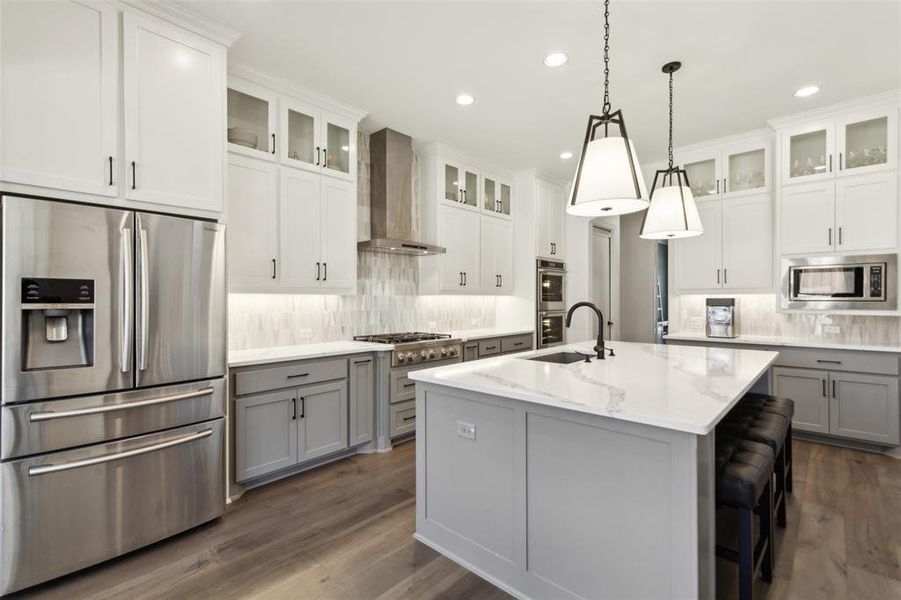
<box><xmin>12</xmin><ymin>439</ymin><xmax>900</xmax><ymax>600</ymax></box>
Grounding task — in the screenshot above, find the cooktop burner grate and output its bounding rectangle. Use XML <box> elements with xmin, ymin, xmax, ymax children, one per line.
<box><xmin>353</xmin><ymin>332</ymin><xmax>452</xmax><ymax>345</ymax></box>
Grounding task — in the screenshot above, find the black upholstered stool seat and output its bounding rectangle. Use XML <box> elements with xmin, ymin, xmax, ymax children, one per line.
<box><xmin>720</xmin><ymin>411</ymin><xmax>789</xmax><ymax>455</ymax></box>
<box><xmin>717</xmin><ymin>439</ymin><xmax>774</xmax><ymax>509</ymax></box>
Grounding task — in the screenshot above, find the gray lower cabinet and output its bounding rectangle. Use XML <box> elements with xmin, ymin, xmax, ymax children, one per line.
<box><xmin>830</xmin><ymin>372</ymin><xmax>900</xmax><ymax>445</ymax></box>
<box><xmin>235</xmin><ymin>389</ymin><xmax>298</xmax><ymax>482</ymax></box>
<box><xmin>297</xmin><ymin>380</ymin><xmax>349</xmax><ymax>463</ymax></box>
<box><xmin>463</xmin><ymin>343</ymin><xmax>479</xmax><ymax>362</ymax></box>
<box><xmin>390</xmin><ymin>400</ymin><xmax>416</xmax><ymax>437</ymax></box>
<box><xmin>464</xmin><ymin>334</ymin><xmax>534</xmax><ymax>362</ymax></box>
<box><xmin>772</xmin><ymin>367</ymin><xmax>830</xmax><ymax>434</ymax></box>
<box><xmin>350</xmin><ymin>357</ymin><xmax>374</xmax><ymax>446</ymax></box>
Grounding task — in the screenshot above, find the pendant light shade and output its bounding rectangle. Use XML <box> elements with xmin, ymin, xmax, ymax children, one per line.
<box><xmin>567</xmin><ymin>0</ymin><xmax>649</xmax><ymax>218</ymax></box>
<box><xmin>568</xmin><ymin>111</ymin><xmax>649</xmax><ymax>217</ymax></box>
<box><xmin>640</xmin><ymin>61</ymin><xmax>704</xmax><ymax>240</ymax></box>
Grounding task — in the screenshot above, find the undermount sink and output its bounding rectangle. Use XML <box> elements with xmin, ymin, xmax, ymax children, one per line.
<box><xmin>525</xmin><ymin>351</ymin><xmax>589</xmax><ymax>364</ymax></box>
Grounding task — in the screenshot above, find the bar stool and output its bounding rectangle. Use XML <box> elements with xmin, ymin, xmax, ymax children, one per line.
<box><xmin>718</xmin><ymin>409</ymin><xmax>790</xmax><ymax>528</ymax></box>
<box><xmin>740</xmin><ymin>394</ymin><xmax>794</xmax><ymax>495</ymax></box>
<box><xmin>715</xmin><ymin>436</ymin><xmax>775</xmax><ymax>600</ymax></box>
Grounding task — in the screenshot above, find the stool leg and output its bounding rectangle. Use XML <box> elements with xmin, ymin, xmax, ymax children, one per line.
<box><xmin>760</xmin><ymin>480</ymin><xmax>774</xmax><ymax>583</ymax></box>
<box><xmin>739</xmin><ymin>506</ymin><xmax>754</xmax><ymax>600</ymax></box>
<box><xmin>775</xmin><ymin>449</ymin><xmax>787</xmax><ymax>528</ymax></box>
<box><xmin>785</xmin><ymin>425</ymin><xmax>794</xmax><ymax>494</ymax></box>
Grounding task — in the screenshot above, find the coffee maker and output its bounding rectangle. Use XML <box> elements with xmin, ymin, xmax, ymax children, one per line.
<box><xmin>706</xmin><ymin>298</ymin><xmax>737</xmax><ymax>338</ymax></box>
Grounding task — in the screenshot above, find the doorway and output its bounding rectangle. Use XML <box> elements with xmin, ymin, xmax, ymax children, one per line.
<box><xmin>591</xmin><ymin>226</ymin><xmax>615</xmax><ymax>341</ymax></box>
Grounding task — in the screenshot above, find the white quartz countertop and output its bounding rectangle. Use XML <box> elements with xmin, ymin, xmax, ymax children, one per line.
<box><xmin>229</xmin><ymin>341</ymin><xmax>394</xmax><ymax>368</ymax></box>
<box><xmin>664</xmin><ymin>332</ymin><xmax>901</xmax><ymax>354</ymax></box>
<box><xmin>448</xmin><ymin>328</ymin><xmax>534</xmax><ymax>342</ymax></box>
<box><xmin>409</xmin><ymin>341</ymin><xmax>778</xmax><ymax>435</ymax></box>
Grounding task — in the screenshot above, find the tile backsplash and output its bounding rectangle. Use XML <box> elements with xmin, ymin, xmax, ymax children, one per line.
<box><xmin>228</xmin><ymin>131</ymin><xmax>496</xmax><ymax>351</ymax></box>
<box><xmin>674</xmin><ymin>293</ymin><xmax>900</xmax><ymax>346</ymax></box>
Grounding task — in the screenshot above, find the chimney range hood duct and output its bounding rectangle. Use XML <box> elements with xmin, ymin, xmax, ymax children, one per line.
<box><xmin>357</xmin><ymin>128</ymin><xmax>446</xmax><ymax>256</ymax></box>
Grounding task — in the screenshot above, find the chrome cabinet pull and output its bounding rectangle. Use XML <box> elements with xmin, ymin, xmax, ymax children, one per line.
<box><xmin>28</xmin><ymin>428</ymin><xmax>213</xmax><ymax>476</ymax></box>
<box><xmin>120</xmin><ymin>229</ymin><xmax>133</xmax><ymax>373</ymax></box>
<box><xmin>138</xmin><ymin>226</ymin><xmax>149</xmax><ymax>371</ymax></box>
<box><xmin>108</xmin><ymin>156</ymin><xmax>114</xmax><ymax>186</ymax></box>
<box><xmin>29</xmin><ymin>388</ymin><xmax>215</xmax><ymax>422</ymax></box>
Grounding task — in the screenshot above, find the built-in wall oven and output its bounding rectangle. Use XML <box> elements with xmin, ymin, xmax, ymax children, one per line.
<box><xmin>537</xmin><ymin>259</ymin><xmax>566</xmax><ymax>348</ymax></box>
<box><xmin>781</xmin><ymin>254</ymin><xmax>896</xmax><ymax>310</ymax></box>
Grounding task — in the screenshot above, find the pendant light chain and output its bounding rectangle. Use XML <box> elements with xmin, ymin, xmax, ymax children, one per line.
<box><xmin>667</xmin><ymin>69</ymin><xmax>674</xmax><ymax>168</ymax></box>
<box><xmin>602</xmin><ymin>0</ymin><xmax>611</xmax><ymax>115</ymax></box>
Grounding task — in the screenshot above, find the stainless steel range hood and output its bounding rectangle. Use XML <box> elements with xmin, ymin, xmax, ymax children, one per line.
<box><xmin>357</xmin><ymin>128</ymin><xmax>446</xmax><ymax>256</ymax></box>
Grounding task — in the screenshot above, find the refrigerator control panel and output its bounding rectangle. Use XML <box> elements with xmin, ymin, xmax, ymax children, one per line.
<box><xmin>21</xmin><ymin>278</ymin><xmax>94</xmax><ymax>305</ymax></box>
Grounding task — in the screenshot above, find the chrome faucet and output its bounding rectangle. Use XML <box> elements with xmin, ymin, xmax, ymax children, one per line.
<box><xmin>564</xmin><ymin>301</ymin><xmax>613</xmax><ymax>360</ymax></box>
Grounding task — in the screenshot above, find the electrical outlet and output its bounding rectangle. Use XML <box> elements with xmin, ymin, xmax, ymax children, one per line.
<box><xmin>824</xmin><ymin>325</ymin><xmax>840</xmax><ymax>335</ymax></box>
<box><xmin>456</xmin><ymin>421</ymin><xmax>476</xmax><ymax>440</ymax></box>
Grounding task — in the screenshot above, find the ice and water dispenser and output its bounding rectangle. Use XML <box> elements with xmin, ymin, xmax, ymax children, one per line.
<box><xmin>21</xmin><ymin>278</ymin><xmax>95</xmax><ymax>370</ymax></box>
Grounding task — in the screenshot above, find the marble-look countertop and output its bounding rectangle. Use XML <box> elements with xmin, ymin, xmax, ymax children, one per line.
<box><xmin>664</xmin><ymin>332</ymin><xmax>901</xmax><ymax>354</ymax></box>
<box><xmin>447</xmin><ymin>328</ymin><xmax>534</xmax><ymax>342</ymax></box>
<box><xmin>229</xmin><ymin>341</ymin><xmax>394</xmax><ymax>368</ymax></box>
<box><xmin>409</xmin><ymin>341</ymin><xmax>778</xmax><ymax>435</ymax></box>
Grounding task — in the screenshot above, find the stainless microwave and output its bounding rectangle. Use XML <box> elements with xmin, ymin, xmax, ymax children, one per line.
<box><xmin>781</xmin><ymin>254</ymin><xmax>896</xmax><ymax>310</ymax></box>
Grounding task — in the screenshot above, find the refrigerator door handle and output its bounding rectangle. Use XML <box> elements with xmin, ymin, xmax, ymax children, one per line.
<box><xmin>120</xmin><ymin>228</ymin><xmax>133</xmax><ymax>373</ymax></box>
<box><xmin>138</xmin><ymin>225</ymin><xmax>150</xmax><ymax>371</ymax></box>
<box><xmin>28</xmin><ymin>387</ymin><xmax>215</xmax><ymax>422</ymax></box>
<box><xmin>27</xmin><ymin>428</ymin><xmax>213</xmax><ymax>476</ymax></box>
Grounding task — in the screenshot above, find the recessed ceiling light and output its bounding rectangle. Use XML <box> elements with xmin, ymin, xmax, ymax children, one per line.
<box><xmin>559</xmin><ymin>151</ymin><xmax>574</xmax><ymax>160</ymax></box>
<box><xmin>454</xmin><ymin>93</ymin><xmax>474</xmax><ymax>106</ymax></box>
<box><xmin>544</xmin><ymin>52</ymin><xmax>568</xmax><ymax>67</ymax></box>
<box><xmin>794</xmin><ymin>85</ymin><xmax>820</xmax><ymax>98</ymax></box>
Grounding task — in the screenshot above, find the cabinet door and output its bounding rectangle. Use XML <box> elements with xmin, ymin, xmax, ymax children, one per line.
<box><xmin>772</xmin><ymin>367</ymin><xmax>829</xmax><ymax>434</ymax></box>
<box><xmin>674</xmin><ymin>201</ymin><xmax>722</xmax><ymax>291</ymax></box>
<box><xmin>280</xmin><ymin>167</ymin><xmax>322</xmax><ymax>289</ymax></box>
<box><xmin>460</xmin><ymin>165</ymin><xmax>480</xmax><ymax>210</ymax></box>
<box><xmin>280</xmin><ymin>98</ymin><xmax>320</xmax><ymax>173</ymax></box>
<box><xmin>226</xmin><ymin>154</ymin><xmax>279</xmax><ymax>289</ymax></box>
<box><xmin>834</xmin><ymin>171</ymin><xmax>897</xmax><ymax>252</ymax></box>
<box><xmin>463</xmin><ymin>343</ymin><xmax>479</xmax><ymax>362</ymax></box>
<box><xmin>779</xmin><ymin>181</ymin><xmax>835</xmax><ymax>254</ymax></box>
<box><xmin>781</xmin><ymin>121</ymin><xmax>834</xmax><ymax>186</ymax></box>
<box><xmin>227</xmin><ymin>77</ymin><xmax>278</xmax><ymax>160</ymax></box>
<box><xmin>0</xmin><ymin>0</ymin><xmax>118</xmax><ymax>197</ymax></box>
<box><xmin>496</xmin><ymin>218</ymin><xmax>514</xmax><ymax>293</ymax></box>
<box><xmin>829</xmin><ymin>372</ymin><xmax>900</xmax><ymax>445</ymax></box>
<box><xmin>680</xmin><ymin>151</ymin><xmax>721</xmax><ymax>200</ymax></box>
<box><xmin>349</xmin><ymin>356</ymin><xmax>374</xmax><ymax>446</ymax></box>
<box><xmin>836</xmin><ymin>109</ymin><xmax>896</xmax><ymax>178</ymax></box>
<box><xmin>438</xmin><ymin>205</ymin><xmax>462</xmax><ymax>290</ymax></box>
<box><xmin>482</xmin><ymin>173</ymin><xmax>499</xmax><ymax>214</ymax></box>
<box><xmin>123</xmin><ymin>12</ymin><xmax>224</xmax><ymax>212</ymax></box>
<box><xmin>722</xmin><ymin>194</ymin><xmax>772</xmax><ymax>290</ymax></box>
<box><xmin>235</xmin><ymin>389</ymin><xmax>298</xmax><ymax>482</ymax></box>
<box><xmin>723</xmin><ymin>139</ymin><xmax>770</xmax><ymax>197</ymax></box>
<box><xmin>443</xmin><ymin>162</ymin><xmax>463</xmax><ymax>205</ymax></box>
<box><xmin>298</xmin><ymin>380</ymin><xmax>349</xmax><ymax>463</ymax></box>
<box><xmin>320</xmin><ymin>111</ymin><xmax>355</xmax><ymax>182</ymax></box>
<box><xmin>480</xmin><ymin>218</ymin><xmax>498</xmax><ymax>291</ymax></box>
<box><xmin>320</xmin><ymin>176</ymin><xmax>357</xmax><ymax>292</ymax></box>
<box><xmin>499</xmin><ymin>180</ymin><xmax>513</xmax><ymax>219</ymax></box>
<box><xmin>458</xmin><ymin>208</ymin><xmax>481</xmax><ymax>290</ymax></box>
<box><xmin>537</xmin><ymin>180</ymin><xmax>565</xmax><ymax>258</ymax></box>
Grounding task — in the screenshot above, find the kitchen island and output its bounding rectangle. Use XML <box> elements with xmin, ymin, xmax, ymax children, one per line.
<box><xmin>408</xmin><ymin>341</ymin><xmax>778</xmax><ymax>600</ymax></box>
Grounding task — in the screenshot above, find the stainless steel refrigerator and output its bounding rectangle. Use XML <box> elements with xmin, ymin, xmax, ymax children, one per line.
<box><xmin>0</xmin><ymin>195</ymin><xmax>227</xmax><ymax>594</ymax></box>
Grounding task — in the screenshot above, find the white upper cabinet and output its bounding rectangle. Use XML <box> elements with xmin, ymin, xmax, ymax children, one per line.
<box><xmin>677</xmin><ymin>135</ymin><xmax>771</xmax><ymax>200</ymax></box>
<box><xmin>833</xmin><ymin>171</ymin><xmax>897</xmax><ymax>252</ymax></box>
<box><xmin>779</xmin><ymin>106</ymin><xmax>896</xmax><ymax>186</ymax></box>
<box><xmin>536</xmin><ymin>179</ymin><xmax>565</xmax><ymax>259</ymax></box>
<box><xmin>0</xmin><ymin>0</ymin><xmax>118</xmax><ymax>197</ymax></box>
<box><xmin>440</xmin><ymin>161</ymin><xmax>479</xmax><ymax>210</ymax></box>
<box><xmin>226</xmin><ymin>154</ymin><xmax>279</xmax><ymax>289</ymax></box>
<box><xmin>319</xmin><ymin>176</ymin><xmax>357</xmax><ymax>290</ymax></box>
<box><xmin>779</xmin><ymin>181</ymin><xmax>835</xmax><ymax>255</ymax></box>
<box><xmin>681</xmin><ymin>151</ymin><xmax>721</xmax><ymax>200</ymax></box>
<box><xmin>481</xmin><ymin>216</ymin><xmax>514</xmax><ymax>293</ymax></box>
<box><xmin>227</xmin><ymin>77</ymin><xmax>278</xmax><ymax>160</ymax></box>
<box><xmin>674</xmin><ymin>201</ymin><xmax>723</xmax><ymax>291</ymax></box>
<box><xmin>280</xmin><ymin>100</ymin><xmax>356</xmax><ymax>182</ymax></box>
<box><xmin>482</xmin><ymin>172</ymin><xmax>513</xmax><ymax>219</ymax></box>
<box><xmin>123</xmin><ymin>12</ymin><xmax>225</xmax><ymax>213</ymax></box>
<box><xmin>435</xmin><ymin>204</ymin><xmax>480</xmax><ymax>291</ymax></box>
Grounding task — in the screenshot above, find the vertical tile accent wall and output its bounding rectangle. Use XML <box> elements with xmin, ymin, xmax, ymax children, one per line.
<box><xmin>228</xmin><ymin>131</ymin><xmax>496</xmax><ymax>351</ymax></box>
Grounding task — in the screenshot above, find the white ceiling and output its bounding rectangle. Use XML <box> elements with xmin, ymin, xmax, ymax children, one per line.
<box><xmin>182</xmin><ymin>1</ymin><xmax>901</xmax><ymax>179</ymax></box>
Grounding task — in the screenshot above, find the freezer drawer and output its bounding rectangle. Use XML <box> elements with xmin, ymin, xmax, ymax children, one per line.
<box><xmin>0</xmin><ymin>419</ymin><xmax>225</xmax><ymax>595</ymax></box>
<box><xmin>1</xmin><ymin>378</ymin><xmax>225</xmax><ymax>459</ymax></box>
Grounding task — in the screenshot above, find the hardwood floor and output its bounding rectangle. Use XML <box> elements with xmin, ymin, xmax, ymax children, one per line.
<box><xmin>12</xmin><ymin>439</ymin><xmax>900</xmax><ymax>600</ymax></box>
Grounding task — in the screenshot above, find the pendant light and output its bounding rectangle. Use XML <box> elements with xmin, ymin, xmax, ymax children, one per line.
<box><xmin>639</xmin><ymin>61</ymin><xmax>703</xmax><ymax>239</ymax></box>
<box><xmin>568</xmin><ymin>0</ymin><xmax>648</xmax><ymax>217</ymax></box>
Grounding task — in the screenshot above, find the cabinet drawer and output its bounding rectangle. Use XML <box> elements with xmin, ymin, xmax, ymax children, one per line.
<box><xmin>774</xmin><ymin>348</ymin><xmax>899</xmax><ymax>376</ymax></box>
<box><xmin>234</xmin><ymin>358</ymin><xmax>347</xmax><ymax>396</ymax></box>
<box><xmin>390</xmin><ymin>370</ymin><xmax>417</xmax><ymax>404</ymax></box>
<box><xmin>501</xmin><ymin>334</ymin><xmax>532</xmax><ymax>354</ymax></box>
<box><xmin>478</xmin><ymin>338</ymin><xmax>501</xmax><ymax>357</ymax></box>
<box><xmin>390</xmin><ymin>400</ymin><xmax>416</xmax><ymax>438</ymax></box>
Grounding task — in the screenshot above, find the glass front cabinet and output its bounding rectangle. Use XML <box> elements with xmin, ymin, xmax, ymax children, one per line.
<box><xmin>280</xmin><ymin>100</ymin><xmax>356</xmax><ymax>182</ymax></box>
<box><xmin>441</xmin><ymin>161</ymin><xmax>479</xmax><ymax>209</ymax></box>
<box><xmin>481</xmin><ymin>172</ymin><xmax>512</xmax><ymax>219</ymax></box>
<box><xmin>227</xmin><ymin>78</ymin><xmax>278</xmax><ymax>160</ymax></box>
<box><xmin>780</xmin><ymin>107</ymin><xmax>896</xmax><ymax>186</ymax></box>
<box><xmin>677</xmin><ymin>136</ymin><xmax>772</xmax><ymax>200</ymax></box>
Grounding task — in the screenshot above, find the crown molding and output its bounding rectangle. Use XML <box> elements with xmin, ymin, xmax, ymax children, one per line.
<box><xmin>767</xmin><ymin>89</ymin><xmax>900</xmax><ymax>130</ymax></box>
<box><xmin>229</xmin><ymin>64</ymin><xmax>368</xmax><ymax>122</ymax></box>
<box><xmin>120</xmin><ymin>0</ymin><xmax>242</xmax><ymax>46</ymax></box>
<box><xmin>673</xmin><ymin>127</ymin><xmax>774</xmax><ymax>157</ymax></box>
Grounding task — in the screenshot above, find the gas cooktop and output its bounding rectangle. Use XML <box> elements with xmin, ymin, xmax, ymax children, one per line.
<box><xmin>354</xmin><ymin>332</ymin><xmax>451</xmax><ymax>345</ymax></box>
